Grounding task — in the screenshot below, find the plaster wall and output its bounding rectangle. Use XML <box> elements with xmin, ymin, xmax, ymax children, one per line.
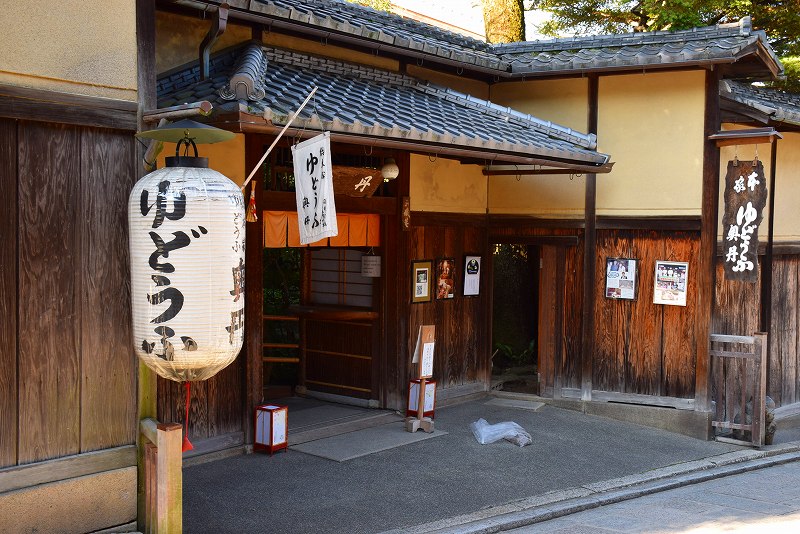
<box><xmin>719</xmin><ymin>127</ymin><xmax>800</xmax><ymax>242</ymax></box>
<box><xmin>0</xmin><ymin>0</ymin><xmax>138</xmax><ymax>101</ymax></box>
<box><xmin>596</xmin><ymin>70</ymin><xmax>705</xmax><ymax>216</ymax></box>
<box><xmin>0</xmin><ymin>467</ymin><xmax>136</xmax><ymax>533</ymax></box>
<box><xmin>157</xmin><ymin>133</ymin><xmax>246</xmax><ymax>187</ymax></box>
<box><xmin>486</xmin><ymin>72</ymin><xmax>705</xmax><ymax>217</ymax></box>
<box><xmin>157</xmin><ymin>11</ymin><xmax>253</xmax><ymax>74</ymax></box>
<box><xmin>156</xmin><ymin>11</ymin><xmax>399</xmax><ymax>75</ymax></box>
<box><xmin>409</xmin><ymin>154</ymin><xmax>487</xmax><ymax>213</ymax></box>
<box><xmin>480</xmin><ymin>78</ymin><xmax>590</xmax><ymax>216</ymax></box>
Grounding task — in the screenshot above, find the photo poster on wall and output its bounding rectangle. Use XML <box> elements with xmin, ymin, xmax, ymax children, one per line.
<box><xmin>463</xmin><ymin>255</ymin><xmax>481</xmax><ymax>296</ymax></box>
<box><xmin>604</xmin><ymin>257</ymin><xmax>638</xmax><ymax>300</ymax></box>
<box><xmin>653</xmin><ymin>260</ymin><xmax>689</xmax><ymax>306</ymax></box>
<box><xmin>411</xmin><ymin>324</ymin><xmax>436</xmax><ymax>379</ymax></box>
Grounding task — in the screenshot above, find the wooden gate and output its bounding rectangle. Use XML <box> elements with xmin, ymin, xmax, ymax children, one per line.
<box><xmin>710</xmin><ymin>332</ymin><xmax>767</xmax><ymax>447</ymax></box>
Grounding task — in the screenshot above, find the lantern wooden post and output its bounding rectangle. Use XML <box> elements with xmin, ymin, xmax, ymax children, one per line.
<box><xmin>406</xmin><ymin>325</ymin><xmax>435</xmax><ymax>433</ymax></box>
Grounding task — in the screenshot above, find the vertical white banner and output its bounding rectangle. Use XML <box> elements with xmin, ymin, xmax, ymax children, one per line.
<box><xmin>292</xmin><ymin>132</ymin><xmax>338</xmax><ymax>244</ymax></box>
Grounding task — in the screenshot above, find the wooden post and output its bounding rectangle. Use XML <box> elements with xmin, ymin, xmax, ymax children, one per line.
<box><xmin>696</xmin><ymin>68</ymin><xmax>722</xmax><ymax>412</ymax></box>
<box><xmin>753</xmin><ymin>332</ymin><xmax>768</xmax><ymax>447</ymax></box>
<box><xmin>760</xmin><ymin>141</ymin><xmax>778</xmax><ymax>383</ymax></box>
<box><xmin>580</xmin><ymin>74</ymin><xmax>599</xmax><ymax>401</ymax></box>
<box><xmin>136</xmin><ymin>0</ymin><xmax>158</xmax><ymax>530</ymax></box>
<box><xmin>140</xmin><ymin>419</ymin><xmax>182</xmax><ymax>534</ymax></box>
<box><xmin>156</xmin><ymin>422</ymin><xmax>183</xmax><ymax>533</ymax></box>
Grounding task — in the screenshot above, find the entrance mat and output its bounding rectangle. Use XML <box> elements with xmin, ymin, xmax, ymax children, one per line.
<box><xmin>290</xmin><ymin>422</ymin><xmax>447</xmax><ymax>462</ymax></box>
<box><xmin>484</xmin><ymin>398</ymin><xmax>545</xmax><ymax>411</ymax></box>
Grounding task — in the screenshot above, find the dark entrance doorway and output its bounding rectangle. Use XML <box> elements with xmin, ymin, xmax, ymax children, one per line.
<box><xmin>491</xmin><ymin>244</ymin><xmax>540</xmax><ymax>394</ymax></box>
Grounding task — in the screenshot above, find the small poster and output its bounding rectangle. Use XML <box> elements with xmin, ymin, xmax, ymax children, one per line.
<box><xmin>654</xmin><ymin>260</ymin><xmax>689</xmax><ymax>306</ymax></box>
<box><xmin>463</xmin><ymin>255</ymin><xmax>481</xmax><ymax>296</ymax></box>
<box><xmin>411</xmin><ymin>260</ymin><xmax>432</xmax><ymax>303</ymax></box>
<box><xmin>421</xmin><ymin>342</ymin><xmax>435</xmax><ymax>378</ymax></box>
<box><xmin>435</xmin><ymin>257</ymin><xmax>455</xmax><ymax>300</ymax></box>
<box><xmin>605</xmin><ymin>258</ymin><xmax>638</xmax><ymax>300</ymax></box>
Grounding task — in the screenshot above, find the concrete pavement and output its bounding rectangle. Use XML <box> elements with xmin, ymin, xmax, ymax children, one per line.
<box><xmin>507</xmin><ymin>461</ymin><xmax>800</xmax><ymax>533</ymax></box>
<box><xmin>182</xmin><ymin>395</ymin><xmax>800</xmax><ymax>533</ymax></box>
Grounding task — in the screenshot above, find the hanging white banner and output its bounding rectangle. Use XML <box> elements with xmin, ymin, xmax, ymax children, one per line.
<box><xmin>291</xmin><ymin>132</ymin><xmax>338</xmax><ymax>244</ymax></box>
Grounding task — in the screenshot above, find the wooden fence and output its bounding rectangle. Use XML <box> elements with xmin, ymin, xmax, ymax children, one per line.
<box><xmin>710</xmin><ymin>332</ymin><xmax>767</xmax><ymax>447</ymax></box>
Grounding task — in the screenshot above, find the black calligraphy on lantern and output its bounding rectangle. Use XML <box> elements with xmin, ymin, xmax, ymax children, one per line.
<box><xmin>139</xmin><ymin>180</ymin><xmax>198</xmax><ymax>360</ymax></box>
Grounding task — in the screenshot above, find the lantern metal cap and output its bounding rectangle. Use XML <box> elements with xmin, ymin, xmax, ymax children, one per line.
<box><xmin>136</xmin><ymin>119</ymin><xmax>235</xmax><ymax>144</ymax></box>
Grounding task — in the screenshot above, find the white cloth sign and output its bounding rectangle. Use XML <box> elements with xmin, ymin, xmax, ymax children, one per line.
<box><xmin>292</xmin><ymin>132</ymin><xmax>338</xmax><ymax>244</ymax></box>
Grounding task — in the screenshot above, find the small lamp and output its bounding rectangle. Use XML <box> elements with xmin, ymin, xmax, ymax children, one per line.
<box><xmin>380</xmin><ymin>157</ymin><xmax>399</xmax><ymax>182</ymax></box>
<box><xmin>406</xmin><ymin>378</ymin><xmax>436</xmax><ymax>419</ymax></box>
<box><xmin>254</xmin><ymin>404</ymin><xmax>288</xmax><ymax>455</ymax></box>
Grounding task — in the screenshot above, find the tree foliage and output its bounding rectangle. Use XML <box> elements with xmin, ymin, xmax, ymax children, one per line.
<box><xmin>481</xmin><ymin>0</ymin><xmax>526</xmax><ymax>43</ymax></box>
<box><xmin>347</xmin><ymin>0</ymin><xmax>391</xmax><ymax>12</ymax></box>
<box><xmin>527</xmin><ymin>1</ymin><xmax>800</xmax><ymax>56</ymax></box>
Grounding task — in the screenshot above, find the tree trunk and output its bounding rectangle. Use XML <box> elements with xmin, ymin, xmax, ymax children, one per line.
<box><xmin>481</xmin><ymin>0</ymin><xmax>525</xmax><ymax>43</ymax></box>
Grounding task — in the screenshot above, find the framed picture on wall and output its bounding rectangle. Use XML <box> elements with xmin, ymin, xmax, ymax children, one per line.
<box><xmin>435</xmin><ymin>257</ymin><xmax>456</xmax><ymax>300</ymax></box>
<box><xmin>653</xmin><ymin>260</ymin><xmax>689</xmax><ymax>306</ymax></box>
<box><xmin>463</xmin><ymin>255</ymin><xmax>481</xmax><ymax>297</ymax></box>
<box><xmin>411</xmin><ymin>260</ymin><xmax>433</xmax><ymax>303</ymax></box>
<box><xmin>604</xmin><ymin>257</ymin><xmax>638</xmax><ymax>300</ymax></box>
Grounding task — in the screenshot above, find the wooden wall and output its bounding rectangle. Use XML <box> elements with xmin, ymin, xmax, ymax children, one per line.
<box><xmin>593</xmin><ymin>230</ymin><xmax>699</xmax><ymax>398</ymax></box>
<box><xmin>714</xmin><ymin>254</ymin><xmax>800</xmax><ymax>407</ymax></box>
<box><xmin>0</xmin><ymin>118</ymin><xmax>137</xmax><ymax>468</ymax></box>
<box><xmin>157</xmin><ymin>358</ymin><xmax>243</xmax><ymax>443</ymax></box>
<box><xmin>382</xmin><ymin>210</ymin><xmax>489</xmax><ymax>411</ymax></box>
<box><xmin>489</xmin><ymin>224</ymin><xmax>700</xmax><ymax>401</ymax></box>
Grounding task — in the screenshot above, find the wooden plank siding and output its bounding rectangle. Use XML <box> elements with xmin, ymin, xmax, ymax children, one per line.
<box><xmin>401</xmin><ymin>220</ymin><xmax>486</xmax><ymax>406</ymax></box>
<box><xmin>17</xmin><ymin>121</ymin><xmax>82</xmax><ymax>463</ymax></box>
<box><xmin>491</xmin><ymin>225</ymin><xmax>700</xmax><ymax>401</ymax></box>
<box><xmin>0</xmin><ymin>120</ymin><xmax>138</xmax><ymax>468</ymax></box>
<box><xmin>0</xmin><ymin>118</ymin><xmax>18</xmax><ymax>467</ymax></box>
<box><xmin>79</xmin><ymin>128</ymin><xmax>137</xmax><ymax>452</ymax></box>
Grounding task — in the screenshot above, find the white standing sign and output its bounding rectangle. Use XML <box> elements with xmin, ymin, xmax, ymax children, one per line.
<box><xmin>292</xmin><ymin>132</ymin><xmax>338</xmax><ymax>244</ymax></box>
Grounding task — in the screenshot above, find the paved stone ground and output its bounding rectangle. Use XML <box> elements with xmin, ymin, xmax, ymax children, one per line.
<box><xmin>183</xmin><ymin>399</ymin><xmax>743</xmax><ymax>534</ymax></box>
<box><xmin>507</xmin><ymin>461</ymin><xmax>800</xmax><ymax>533</ymax></box>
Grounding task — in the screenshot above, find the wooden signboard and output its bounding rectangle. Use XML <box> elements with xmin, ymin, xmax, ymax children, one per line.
<box><xmin>332</xmin><ymin>165</ymin><xmax>382</xmax><ymax>197</ymax></box>
<box><xmin>407</xmin><ymin>325</ymin><xmax>435</xmax><ymax>433</ymax></box>
<box><xmin>721</xmin><ymin>159</ymin><xmax>767</xmax><ymax>282</ymax></box>
<box><xmin>411</xmin><ymin>325</ymin><xmax>435</xmax><ymax>379</ymax></box>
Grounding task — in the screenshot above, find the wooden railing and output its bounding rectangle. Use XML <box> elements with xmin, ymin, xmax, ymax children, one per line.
<box><xmin>710</xmin><ymin>332</ymin><xmax>767</xmax><ymax>447</ymax></box>
<box><xmin>139</xmin><ymin>419</ymin><xmax>182</xmax><ymax>533</ymax></box>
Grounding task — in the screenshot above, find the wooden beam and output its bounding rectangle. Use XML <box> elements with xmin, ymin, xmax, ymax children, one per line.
<box><xmin>142</xmin><ymin>101</ymin><xmax>213</xmax><ymax>123</ymax></box>
<box><xmin>0</xmin><ymin>84</ymin><xmax>137</xmax><ymax>130</ymax></box>
<box><xmin>263</xmin><ymin>190</ymin><xmax>396</xmax><ymax>215</ymax></box>
<box><xmin>696</xmin><ymin>68</ymin><xmax>722</xmax><ymax>413</ymax></box>
<box><xmin>709</xmin><ymin>127</ymin><xmax>782</xmax><ymax>147</ymax></box>
<box><xmin>0</xmin><ymin>445</ymin><xmax>136</xmax><ymax>494</ymax></box>
<box><xmin>491</xmin><ymin>235</ymin><xmax>579</xmax><ymax>247</ymax></box>
<box><xmin>580</xmin><ymin>74</ymin><xmax>599</xmax><ymax>401</ymax></box>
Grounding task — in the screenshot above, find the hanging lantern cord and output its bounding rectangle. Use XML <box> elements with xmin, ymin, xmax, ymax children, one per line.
<box><xmin>182</xmin><ymin>381</ymin><xmax>194</xmax><ymax>452</ymax></box>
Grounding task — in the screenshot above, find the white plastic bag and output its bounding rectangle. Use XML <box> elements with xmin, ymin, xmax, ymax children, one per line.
<box><xmin>470</xmin><ymin>418</ymin><xmax>532</xmax><ymax>447</ymax></box>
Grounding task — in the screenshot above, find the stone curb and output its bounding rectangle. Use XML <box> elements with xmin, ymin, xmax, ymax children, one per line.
<box><xmin>383</xmin><ymin>441</ymin><xmax>800</xmax><ymax>534</ymax></box>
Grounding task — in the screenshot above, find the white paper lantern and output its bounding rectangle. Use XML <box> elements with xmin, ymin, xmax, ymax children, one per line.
<box><xmin>128</xmin><ymin>161</ymin><xmax>245</xmax><ymax>382</ymax></box>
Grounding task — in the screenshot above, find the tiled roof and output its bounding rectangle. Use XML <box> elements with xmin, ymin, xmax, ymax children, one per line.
<box><xmin>720</xmin><ymin>80</ymin><xmax>800</xmax><ymax>127</ymax></box>
<box><xmin>157</xmin><ymin>43</ymin><xmax>608</xmax><ymax>166</ymax></box>
<box><xmin>227</xmin><ymin>0</ymin><xmax>508</xmax><ymax>72</ymax></box>
<box><xmin>492</xmin><ymin>17</ymin><xmax>783</xmax><ymax>77</ymax></box>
